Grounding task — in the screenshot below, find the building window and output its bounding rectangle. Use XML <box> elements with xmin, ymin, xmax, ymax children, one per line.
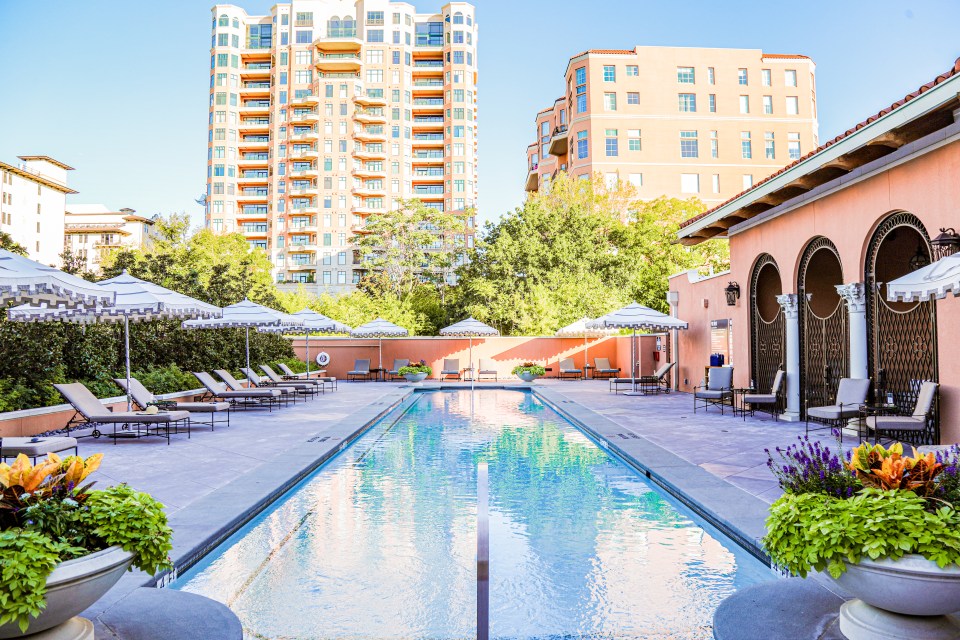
<box><xmin>761</xmin><ymin>69</ymin><xmax>771</xmax><ymax>86</ymax></box>
<box><xmin>602</xmin><ymin>65</ymin><xmax>616</xmax><ymax>82</ymax></box>
<box><xmin>738</xmin><ymin>68</ymin><xmax>748</xmax><ymax>85</ymax></box>
<box><xmin>707</xmin><ymin>67</ymin><xmax>715</xmax><ymax>84</ymax></box>
<box><xmin>627</xmin><ymin>129</ymin><xmax>641</xmax><ymax>151</ymax></box>
<box><xmin>785</xmin><ymin>69</ymin><xmax>798</xmax><ymax>87</ymax></box>
<box><xmin>366</xmin><ymin>11</ymin><xmax>384</xmax><ymax>25</ymax></box>
<box><xmin>765</xmin><ymin>132</ymin><xmax>775</xmax><ymax>159</ymax></box>
<box><xmin>605</xmin><ymin>129</ymin><xmax>618</xmax><ymax>156</ymax></box>
<box><xmin>742</xmin><ymin>174</ymin><xmax>754</xmax><ymax>190</ymax></box>
<box><xmin>627</xmin><ymin>92</ymin><xmax>639</xmax><ymax>105</ymax></box>
<box><xmin>741</xmin><ymin>132</ymin><xmax>752</xmax><ymax>159</ymax></box>
<box><xmin>603</xmin><ymin>92</ymin><xmax>617</xmax><ymax>111</ymax></box>
<box><xmin>788</xmin><ymin>132</ymin><xmax>801</xmax><ymax>160</ymax></box>
<box><xmin>711</xmin><ymin>174</ymin><xmax>720</xmax><ymax>193</ymax></box>
<box><xmin>626</xmin><ymin>65</ymin><xmax>639</xmax><ymax>76</ymax></box>
<box><xmin>739</xmin><ymin>95</ymin><xmax>749</xmax><ymax>114</ymax></box>
<box><xmin>575</xmin><ymin>67</ymin><xmax>587</xmax><ymax>114</ymax></box>
<box><xmin>576</xmin><ymin>130</ymin><xmax>588</xmax><ymax>159</ymax></box>
<box><xmin>763</xmin><ymin>95</ymin><xmax>773</xmax><ymax>114</ymax></box>
<box><xmin>677</xmin><ymin>66</ymin><xmax>695</xmax><ymax>83</ymax></box>
<box><xmin>295</xmin><ymin>30</ymin><xmax>312</xmax><ymax>44</ymax></box>
<box><xmin>710</xmin><ymin>130</ymin><xmax>718</xmax><ymax>158</ymax></box>
<box><xmin>707</xmin><ymin>94</ymin><xmax>716</xmax><ymax>113</ymax></box>
<box><xmin>680</xmin><ymin>130</ymin><xmax>698</xmax><ymax>158</ymax></box>
<box><xmin>628</xmin><ymin>173</ymin><xmax>642</xmax><ymax>187</ymax></box>
<box><xmin>680</xmin><ymin>173</ymin><xmax>700</xmax><ymax>193</ymax></box>
<box><xmin>678</xmin><ymin>93</ymin><xmax>696</xmax><ymax>112</ymax></box>
<box><xmin>367</xmin><ymin>29</ymin><xmax>384</xmax><ymax>43</ymax></box>
<box><xmin>786</xmin><ymin>96</ymin><xmax>799</xmax><ymax>115</ymax></box>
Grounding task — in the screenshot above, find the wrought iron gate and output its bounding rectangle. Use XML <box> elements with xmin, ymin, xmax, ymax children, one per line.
<box><xmin>798</xmin><ymin>238</ymin><xmax>848</xmax><ymax>415</ymax></box>
<box><xmin>865</xmin><ymin>212</ymin><xmax>938</xmax><ymax>442</ymax></box>
<box><xmin>750</xmin><ymin>254</ymin><xmax>784</xmax><ymax>393</ymax></box>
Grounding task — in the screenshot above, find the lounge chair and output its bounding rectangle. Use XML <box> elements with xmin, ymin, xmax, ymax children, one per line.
<box><xmin>593</xmin><ymin>358</ymin><xmax>620</xmax><ymax>380</ymax></box>
<box><xmin>348</xmin><ymin>359</ymin><xmax>373</xmax><ymax>382</ymax></box>
<box><xmin>53</xmin><ymin>382</ymin><xmax>190</xmax><ymax>445</ymax></box>
<box><xmin>276</xmin><ymin>362</ymin><xmax>337</xmax><ymax>391</ymax></box>
<box><xmin>440</xmin><ymin>359</ymin><xmax>461</xmax><ymax>380</ymax></box>
<box><xmin>558</xmin><ymin>358</ymin><xmax>582</xmax><ymax>381</ymax></box>
<box><xmin>637</xmin><ymin>362</ymin><xmax>676</xmax><ymax>394</ymax></box>
<box><xmin>1</xmin><ymin>437</ymin><xmax>78</xmax><ymax>463</ymax></box>
<box><xmin>114</xmin><ymin>377</ymin><xmax>231</xmax><ymax>431</ymax></box>
<box><xmin>862</xmin><ymin>380</ymin><xmax>938</xmax><ymax>445</ymax></box>
<box><xmin>386</xmin><ymin>359</ymin><xmax>410</xmax><ymax>381</ymax></box>
<box><xmin>260</xmin><ymin>364</ymin><xmax>324</xmax><ymax>394</ymax></box>
<box><xmin>742</xmin><ymin>369</ymin><xmax>785</xmax><ymax>421</ymax></box>
<box><xmin>805</xmin><ymin>377</ymin><xmax>871</xmax><ymax>442</ymax></box>
<box><xmin>232</xmin><ymin>369</ymin><xmax>302</xmax><ymax>403</ymax></box>
<box><xmin>693</xmin><ymin>367</ymin><xmax>734</xmax><ymax>414</ymax></box>
<box><xmin>477</xmin><ymin>359</ymin><xmax>497</xmax><ymax>381</ymax></box>
<box><xmin>193</xmin><ymin>371</ymin><xmax>282</xmax><ymax>411</ymax></box>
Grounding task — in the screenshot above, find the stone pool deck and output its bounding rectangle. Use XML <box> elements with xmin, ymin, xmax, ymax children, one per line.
<box><xmin>65</xmin><ymin>379</ymin><xmax>843</xmax><ymax>638</ymax></box>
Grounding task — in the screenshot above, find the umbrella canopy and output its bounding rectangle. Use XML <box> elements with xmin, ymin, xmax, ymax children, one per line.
<box><xmin>351</xmin><ymin>318</ymin><xmax>408</xmax><ymax>370</ymax></box>
<box><xmin>886</xmin><ymin>254</ymin><xmax>960</xmax><ymax>302</ymax></box>
<box><xmin>555</xmin><ymin>317</ymin><xmax>618</xmax><ymax>372</ymax></box>
<box><xmin>440</xmin><ymin>318</ymin><xmax>499</xmax><ymax>389</ymax></box>
<box><xmin>258</xmin><ymin>308</ymin><xmax>351</xmax><ymax>376</ymax></box>
<box><xmin>0</xmin><ymin>249</ymin><xmax>115</xmax><ymax>308</ymax></box>
<box><xmin>9</xmin><ymin>271</ymin><xmax>220</xmax><ymax>410</ymax></box>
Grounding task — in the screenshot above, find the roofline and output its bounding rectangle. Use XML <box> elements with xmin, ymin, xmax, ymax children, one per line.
<box><xmin>16</xmin><ymin>155</ymin><xmax>74</xmax><ymax>171</ymax></box>
<box><xmin>679</xmin><ymin>62</ymin><xmax>960</xmax><ymax>240</ymax></box>
<box><xmin>0</xmin><ymin>161</ymin><xmax>77</xmax><ymax>194</ymax></box>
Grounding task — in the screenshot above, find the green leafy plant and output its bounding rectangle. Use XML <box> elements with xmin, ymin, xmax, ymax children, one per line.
<box><xmin>80</xmin><ymin>485</ymin><xmax>173</xmax><ymax>576</ymax></box>
<box><xmin>398</xmin><ymin>360</ymin><xmax>431</xmax><ymax>376</ymax></box>
<box><xmin>0</xmin><ymin>531</ymin><xmax>83</xmax><ymax>632</ymax></box>
<box><xmin>763</xmin><ymin>489</ymin><xmax>960</xmax><ymax>579</ymax></box>
<box><xmin>512</xmin><ymin>363</ymin><xmax>546</xmax><ymax>377</ymax></box>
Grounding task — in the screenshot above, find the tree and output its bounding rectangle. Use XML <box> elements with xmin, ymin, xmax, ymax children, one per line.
<box><xmin>0</xmin><ymin>231</ymin><xmax>27</xmax><ymax>256</ymax></box>
<box><xmin>454</xmin><ymin>173</ymin><xmax>729</xmax><ymax>335</ymax></box>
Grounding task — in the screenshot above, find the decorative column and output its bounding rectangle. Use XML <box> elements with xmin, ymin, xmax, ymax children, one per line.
<box><xmin>776</xmin><ymin>294</ymin><xmax>801</xmax><ymax>421</ymax></box>
<box><xmin>836</xmin><ymin>282</ymin><xmax>868</xmax><ymax>380</ymax></box>
<box><xmin>667</xmin><ymin>291</ymin><xmax>680</xmax><ymax>390</ymax></box>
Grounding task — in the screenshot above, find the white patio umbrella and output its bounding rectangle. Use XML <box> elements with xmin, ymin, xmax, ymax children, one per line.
<box><xmin>440</xmin><ymin>318</ymin><xmax>499</xmax><ymax>390</ymax></box>
<box><xmin>0</xmin><ymin>249</ymin><xmax>115</xmax><ymax>307</ymax></box>
<box><xmin>886</xmin><ymin>253</ymin><xmax>960</xmax><ymax>302</ymax></box>
<box><xmin>555</xmin><ymin>317</ymin><xmax>618</xmax><ymax>372</ymax></box>
<box><xmin>258</xmin><ymin>308</ymin><xmax>351</xmax><ymax>377</ymax></box>
<box><xmin>9</xmin><ymin>270</ymin><xmax>220</xmax><ymax>410</ymax></box>
<box><xmin>589</xmin><ymin>302</ymin><xmax>688</xmax><ymax>396</ymax></box>
<box><xmin>350</xmin><ymin>318</ymin><xmax>408</xmax><ymax>369</ymax></box>
<box><xmin>182</xmin><ymin>298</ymin><xmax>301</xmax><ymax>374</ymax></box>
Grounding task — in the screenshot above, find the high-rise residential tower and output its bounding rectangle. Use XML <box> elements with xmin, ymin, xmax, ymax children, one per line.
<box><xmin>207</xmin><ymin>1</ymin><xmax>478</xmax><ymax>293</ymax></box>
<box><xmin>526</xmin><ymin>47</ymin><xmax>818</xmax><ymax>206</ymax></box>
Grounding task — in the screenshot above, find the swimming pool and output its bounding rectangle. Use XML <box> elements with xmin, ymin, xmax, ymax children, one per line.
<box><xmin>174</xmin><ymin>389</ymin><xmax>774</xmax><ymax>638</ymax></box>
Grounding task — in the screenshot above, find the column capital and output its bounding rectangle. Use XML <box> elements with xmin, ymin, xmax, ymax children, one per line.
<box><xmin>836</xmin><ymin>282</ymin><xmax>867</xmax><ymax>313</ymax></box>
<box><xmin>776</xmin><ymin>293</ymin><xmax>800</xmax><ymax>319</ymax></box>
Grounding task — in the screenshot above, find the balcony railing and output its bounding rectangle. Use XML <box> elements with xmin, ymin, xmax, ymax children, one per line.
<box><xmin>241</xmin><ymin>154</ymin><xmax>269</xmax><ymax>160</ymax></box>
<box><xmin>242</xmin><ymin>83</ymin><xmax>271</xmax><ymax>90</ymax></box>
<box><xmin>241</xmin><ymin>171</ymin><xmax>269</xmax><ymax>179</ymax></box>
<box><xmin>327</xmin><ymin>27</ymin><xmax>357</xmax><ymax>38</ymax></box>
<box><xmin>414</xmin><ymin>116</ymin><xmax>444</xmax><ymax>123</ymax></box>
<box><xmin>243</xmin><ymin>101</ymin><xmax>271</xmax><ymax>108</ymax></box>
<box><xmin>413</xmin><ymin>151</ymin><xmax>444</xmax><ymax>159</ymax></box>
<box><xmin>317</xmin><ymin>53</ymin><xmax>360</xmax><ymax>60</ymax></box>
<box><xmin>244</xmin><ymin>64</ymin><xmax>271</xmax><ymax>70</ymax></box>
<box><xmin>413</xmin><ymin>80</ymin><xmax>444</xmax><ymax>87</ymax></box>
<box><xmin>413</xmin><ymin>98</ymin><xmax>444</xmax><ymax>106</ymax></box>
<box><xmin>414</xmin><ymin>168</ymin><xmax>444</xmax><ymax>177</ymax></box>
<box><xmin>414</xmin><ymin>60</ymin><xmax>443</xmax><ymax>68</ymax></box>
<box><xmin>413</xmin><ymin>134</ymin><xmax>443</xmax><ymax>141</ymax></box>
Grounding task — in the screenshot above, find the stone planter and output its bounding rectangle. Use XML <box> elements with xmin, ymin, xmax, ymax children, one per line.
<box><xmin>831</xmin><ymin>554</ymin><xmax>960</xmax><ymax>639</ymax></box>
<box><xmin>516</xmin><ymin>372</ymin><xmax>540</xmax><ymax>383</ymax></box>
<box><xmin>403</xmin><ymin>372</ymin><xmax>428</xmax><ymax>384</ymax></box>
<box><xmin>0</xmin><ymin>546</ymin><xmax>135</xmax><ymax>639</ymax></box>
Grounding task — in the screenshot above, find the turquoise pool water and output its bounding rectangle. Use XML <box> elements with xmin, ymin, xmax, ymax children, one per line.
<box><xmin>174</xmin><ymin>389</ymin><xmax>773</xmax><ymax>638</ymax></box>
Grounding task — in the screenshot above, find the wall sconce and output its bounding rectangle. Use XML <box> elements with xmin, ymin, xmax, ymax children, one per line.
<box><xmin>724</xmin><ymin>281</ymin><xmax>741</xmax><ymax>306</ymax></box>
<box><xmin>909</xmin><ymin>241</ymin><xmax>930</xmax><ymax>271</ymax></box>
<box><xmin>931</xmin><ymin>227</ymin><xmax>960</xmax><ymax>261</ymax></box>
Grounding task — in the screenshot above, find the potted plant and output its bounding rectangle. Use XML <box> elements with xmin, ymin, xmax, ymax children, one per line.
<box><xmin>512</xmin><ymin>362</ymin><xmax>545</xmax><ymax>383</ymax></box>
<box><xmin>398</xmin><ymin>360</ymin><xmax>431</xmax><ymax>384</ymax></box>
<box><xmin>763</xmin><ymin>438</ymin><xmax>960</xmax><ymax>637</ymax></box>
<box><xmin>0</xmin><ymin>453</ymin><xmax>173</xmax><ymax>638</ymax></box>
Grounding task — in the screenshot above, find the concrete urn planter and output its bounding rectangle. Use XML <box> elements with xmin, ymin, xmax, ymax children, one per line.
<box><xmin>403</xmin><ymin>372</ymin><xmax>428</xmax><ymax>384</ymax></box>
<box><xmin>516</xmin><ymin>372</ymin><xmax>540</xmax><ymax>383</ymax></box>
<box><xmin>0</xmin><ymin>546</ymin><xmax>135</xmax><ymax>639</ymax></box>
<box><xmin>831</xmin><ymin>554</ymin><xmax>960</xmax><ymax>640</ymax></box>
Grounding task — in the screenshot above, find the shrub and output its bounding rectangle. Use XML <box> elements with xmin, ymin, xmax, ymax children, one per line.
<box><xmin>765</xmin><ymin>435</ymin><xmax>859</xmax><ymax>498</ymax></box>
<box><xmin>512</xmin><ymin>362</ymin><xmax>546</xmax><ymax>377</ymax></box>
<box><xmin>398</xmin><ymin>360</ymin><xmax>431</xmax><ymax>376</ymax></box>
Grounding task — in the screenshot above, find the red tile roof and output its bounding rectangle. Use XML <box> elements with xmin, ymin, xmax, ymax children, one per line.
<box><xmin>568</xmin><ymin>49</ymin><xmax>635</xmax><ymax>60</ymax></box>
<box><xmin>679</xmin><ymin>57</ymin><xmax>960</xmax><ymax>231</ymax></box>
<box><xmin>761</xmin><ymin>53</ymin><xmax>811</xmax><ymax>60</ymax></box>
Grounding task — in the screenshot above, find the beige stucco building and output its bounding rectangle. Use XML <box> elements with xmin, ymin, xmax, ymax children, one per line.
<box><xmin>207</xmin><ymin>1</ymin><xmax>477</xmax><ymax>294</ymax></box>
<box><xmin>63</xmin><ymin>204</ymin><xmax>155</xmax><ymax>273</ymax></box>
<box><xmin>526</xmin><ymin>46</ymin><xmax>818</xmax><ymax>206</ymax></box>
<box><xmin>0</xmin><ymin>156</ymin><xmax>75</xmax><ymax>266</ymax></box>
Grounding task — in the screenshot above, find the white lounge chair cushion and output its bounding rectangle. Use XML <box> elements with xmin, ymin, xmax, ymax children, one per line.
<box><xmin>864</xmin><ymin>416</ymin><xmax>927</xmax><ymax>432</ymax></box>
<box><xmin>1</xmin><ymin>437</ymin><xmax>77</xmax><ymax>457</ymax></box>
<box><xmin>176</xmin><ymin>402</ymin><xmax>231</xmax><ymax>413</ymax></box>
<box><xmin>807</xmin><ymin>405</ymin><xmax>859</xmax><ymax>421</ymax></box>
<box><xmin>695</xmin><ymin>390</ymin><xmax>731</xmax><ymax>400</ymax></box>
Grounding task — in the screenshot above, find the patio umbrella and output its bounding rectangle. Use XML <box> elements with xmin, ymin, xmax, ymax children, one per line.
<box><xmin>182</xmin><ymin>298</ymin><xmax>301</xmax><ymax>375</ymax></box>
<box><xmin>9</xmin><ymin>270</ymin><xmax>220</xmax><ymax>410</ymax></box>
<box><xmin>0</xmin><ymin>249</ymin><xmax>114</xmax><ymax>307</ymax></box>
<box><xmin>555</xmin><ymin>317</ymin><xmax>618</xmax><ymax>372</ymax></box>
<box><xmin>589</xmin><ymin>302</ymin><xmax>688</xmax><ymax>396</ymax></box>
<box><xmin>350</xmin><ymin>318</ymin><xmax>408</xmax><ymax>370</ymax></box>
<box><xmin>440</xmin><ymin>318</ymin><xmax>499</xmax><ymax>390</ymax></box>
<box><xmin>886</xmin><ymin>253</ymin><xmax>960</xmax><ymax>302</ymax></box>
<box><xmin>258</xmin><ymin>308</ymin><xmax>351</xmax><ymax>377</ymax></box>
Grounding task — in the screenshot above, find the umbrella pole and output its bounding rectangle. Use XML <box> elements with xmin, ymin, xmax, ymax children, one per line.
<box><xmin>470</xmin><ymin>336</ymin><xmax>474</xmax><ymax>391</ymax></box>
<box><xmin>306</xmin><ymin>334</ymin><xmax>311</xmax><ymax>378</ymax></box>
<box><xmin>583</xmin><ymin>334</ymin><xmax>587</xmax><ymax>372</ymax></box>
<box><xmin>245</xmin><ymin>327</ymin><xmax>251</xmax><ymax>373</ymax></box>
<box><xmin>624</xmin><ymin>328</ymin><xmax>641</xmax><ymax>397</ymax></box>
<box><xmin>124</xmin><ymin>316</ymin><xmax>132</xmax><ymax>412</ymax></box>
<box><xmin>379</xmin><ymin>337</ymin><xmax>383</xmax><ymax>370</ymax></box>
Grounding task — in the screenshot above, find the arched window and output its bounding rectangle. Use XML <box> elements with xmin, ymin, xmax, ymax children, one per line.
<box><xmin>218</xmin><ymin>14</ymin><xmax>229</xmax><ymax>27</ymax></box>
<box><xmin>453</xmin><ymin>12</ymin><xmax>464</xmax><ymax>24</ymax></box>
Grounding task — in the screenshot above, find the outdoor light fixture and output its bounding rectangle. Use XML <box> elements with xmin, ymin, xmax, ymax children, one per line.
<box><xmin>909</xmin><ymin>242</ymin><xmax>931</xmax><ymax>271</ymax></box>
<box><xmin>724</xmin><ymin>281</ymin><xmax>741</xmax><ymax>306</ymax></box>
<box><xmin>931</xmin><ymin>227</ymin><xmax>960</xmax><ymax>261</ymax></box>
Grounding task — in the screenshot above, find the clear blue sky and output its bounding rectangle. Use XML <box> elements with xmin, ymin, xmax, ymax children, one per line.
<box><xmin>1</xmin><ymin>1</ymin><xmax>958</xmax><ymax>227</ymax></box>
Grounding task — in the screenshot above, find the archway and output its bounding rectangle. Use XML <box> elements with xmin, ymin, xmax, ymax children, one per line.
<box><xmin>750</xmin><ymin>254</ymin><xmax>784</xmax><ymax>393</ymax></box>
<box><xmin>798</xmin><ymin>237</ymin><xmax>847</xmax><ymax>414</ymax></box>
<box><xmin>865</xmin><ymin>211</ymin><xmax>938</xmax><ymax>441</ymax></box>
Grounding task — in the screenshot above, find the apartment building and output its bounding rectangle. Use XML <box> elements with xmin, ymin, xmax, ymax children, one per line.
<box><xmin>526</xmin><ymin>47</ymin><xmax>818</xmax><ymax>206</ymax></box>
<box><xmin>0</xmin><ymin>156</ymin><xmax>75</xmax><ymax>265</ymax></box>
<box><xmin>207</xmin><ymin>1</ymin><xmax>478</xmax><ymax>294</ymax></box>
<box><xmin>63</xmin><ymin>204</ymin><xmax>155</xmax><ymax>273</ymax></box>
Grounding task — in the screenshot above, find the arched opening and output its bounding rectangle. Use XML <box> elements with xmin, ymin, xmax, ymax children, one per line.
<box><xmin>798</xmin><ymin>237</ymin><xmax>848</xmax><ymax>414</ymax></box>
<box><xmin>453</xmin><ymin>11</ymin><xmax>464</xmax><ymax>24</ymax></box>
<box><xmin>865</xmin><ymin>211</ymin><xmax>938</xmax><ymax>442</ymax></box>
<box><xmin>750</xmin><ymin>254</ymin><xmax>784</xmax><ymax>394</ymax></box>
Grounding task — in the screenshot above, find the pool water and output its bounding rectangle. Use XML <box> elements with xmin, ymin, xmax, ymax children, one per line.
<box><xmin>174</xmin><ymin>389</ymin><xmax>774</xmax><ymax>639</ymax></box>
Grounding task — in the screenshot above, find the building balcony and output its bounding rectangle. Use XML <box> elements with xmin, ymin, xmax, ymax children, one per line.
<box><xmin>238</xmin><ymin>156</ymin><xmax>270</xmax><ymax>166</ymax></box>
<box><xmin>288</xmin><ymin>243</ymin><xmax>317</xmax><ymax>252</ymax></box>
<box><xmin>412</xmin><ymin>118</ymin><xmax>444</xmax><ymax>130</ymax></box>
<box><xmin>352</xmin><ymin>205</ymin><xmax>386</xmax><ymax>215</ymax></box>
<box><xmin>315</xmin><ymin>53</ymin><xmax>362</xmax><ymax>72</ymax></box>
<box><xmin>240</xmin><ymin>84</ymin><xmax>271</xmax><ymax>96</ymax></box>
<box><xmin>351</xmin><ymin>225</ymin><xmax>373</xmax><ymax>236</ymax></box>
<box><xmin>238</xmin><ymin>119</ymin><xmax>270</xmax><ymax>131</ymax></box>
<box><xmin>237</xmin><ymin>190</ymin><xmax>269</xmax><ymax>202</ymax></box>
<box><xmin>287</xmin><ymin>261</ymin><xmax>317</xmax><ymax>270</ymax></box>
<box><xmin>290</xmin><ymin>148</ymin><xmax>318</xmax><ymax>160</ymax></box>
<box><xmin>287</xmin><ymin>223</ymin><xmax>317</xmax><ymax>233</ymax></box>
<box><xmin>548</xmin><ymin>126</ymin><xmax>569</xmax><ymax>157</ymax></box>
<box><xmin>288</xmin><ymin>187</ymin><xmax>315</xmax><ymax>197</ymax></box>
<box><xmin>289</xmin><ymin>111</ymin><xmax>319</xmax><ymax>124</ymax></box>
<box><xmin>354</xmin><ymin>93</ymin><xmax>387</xmax><ymax>107</ymax></box>
<box><xmin>289</xmin><ymin>94</ymin><xmax>319</xmax><ymax>107</ymax></box>
<box><xmin>289</xmin><ymin>168</ymin><xmax>317</xmax><ymax>178</ymax></box>
<box><xmin>352</xmin><ymin>166</ymin><xmax>386</xmax><ymax>178</ymax></box>
<box><xmin>412</xmin><ymin>99</ymin><xmax>444</xmax><ymax>111</ymax></box>
<box><xmin>352</xmin><ymin>148</ymin><xmax>387</xmax><ymax>160</ymax></box>
<box><xmin>525</xmin><ymin>169</ymin><xmax>539</xmax><ymax>192</ymax></box>
<box><xmin>240</xmin><ymin>227</ymin><xmax>269</xmax><ymax>237</ymax></box>
<box><xmin>240</xmin><ymin>65</ymin><xmax>272</xmax><ymax>78</ymax></box>
<box><xmin>353</xmin><ymin>185</ymin><xmax>386</xmax><ymax>196</ymax></box>
<box><xmin>289</xmin><ymin>206</ymin><xmax>318</xmax><ymax>215</ymax></box>
<box><xmin>290</xmin><ymin>131</ymin><xmax>318</xmax><ymax>142</ymax></box>
<box><xmin>354</xmin><ymin>110</ymin><xmax>387</xmax><ymax>124</ymax></box>
<box><xmin>412</xmin><ymin>136</ymin><xmax>444</xmax><ymax>147</ymax></box>
<box><xmin>355</xmin><ymin>129</ymin><xmax>386</xmax><ymax>142</ymax></box>
<box><xmin>315</xmin><ymin>35</ymin><xmax>362</xmax><ymax>52</ymax></box>
<box><xmin>238</xmin><ymin>138</ymin><xmax>270</xmax><ymax>150</ymax></box>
